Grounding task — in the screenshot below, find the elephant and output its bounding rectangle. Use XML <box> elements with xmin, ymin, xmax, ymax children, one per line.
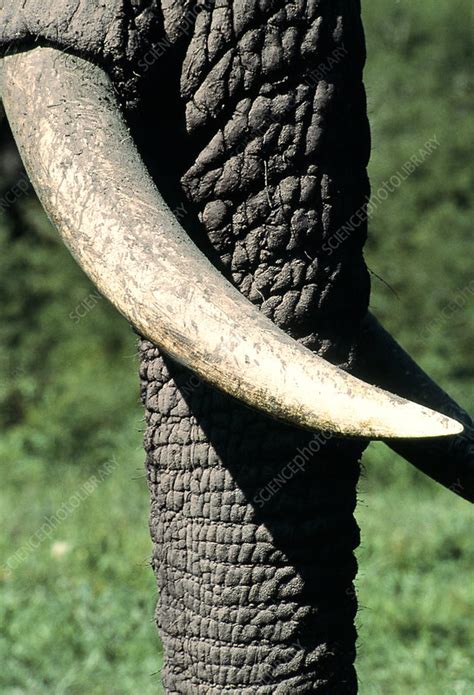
<box><xmin>0</xmin><ymin>1</ymin><xmax>472</xmax><ymax>692</ymax></box>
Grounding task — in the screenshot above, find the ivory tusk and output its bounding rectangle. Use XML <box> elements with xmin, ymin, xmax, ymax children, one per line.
<box><xmin>0</xmin><ymin>47</ymin><xmax>464</xmax><ymax>439</ymax></box>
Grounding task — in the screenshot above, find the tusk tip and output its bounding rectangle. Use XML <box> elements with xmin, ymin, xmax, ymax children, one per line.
<box><xmin>384</xmin><ymin>406</ymin><xmax>464</xmax><ymax>440</ymax></box>
<box><xmin>424</xmin><ymin>413</ymin><xmax>464</xmax><ymax>438</ymax></box>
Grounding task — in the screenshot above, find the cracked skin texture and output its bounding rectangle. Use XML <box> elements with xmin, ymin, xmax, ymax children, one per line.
<box><xmin>1</xmin><ymin>1</ymin><xmax>371</xmax><ymax>691</ymax></box>
<box><xmin>141</xmin><ymin>1</ymin><xmax>370</xmax><ymax>691</ymax></box>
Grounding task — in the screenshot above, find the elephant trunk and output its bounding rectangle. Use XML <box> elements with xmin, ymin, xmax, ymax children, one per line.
<box><xmin>141</xmin><ymin>1</ymin><xmax>369</xmax><ymax>691</ymax></box>
<box><xmin>141</xmin><ymin>344</ymin><xmax>362</xmax><ymax>692</ymax></box>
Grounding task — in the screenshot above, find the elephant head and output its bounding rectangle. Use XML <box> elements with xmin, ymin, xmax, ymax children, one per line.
<box><xmin>1</xmin><ymin>1</ymin><xmax>472</xmax><ymax>691</ymax></box>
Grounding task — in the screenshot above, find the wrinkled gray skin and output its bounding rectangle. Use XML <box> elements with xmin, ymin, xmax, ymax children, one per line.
<box><xmin>1</xmin><ymin>1</ymin><xmax>373</xmax><ymax>691</ymax></box>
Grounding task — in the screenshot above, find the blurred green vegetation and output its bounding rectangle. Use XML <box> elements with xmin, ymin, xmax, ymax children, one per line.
<box><xmin>0</xmin><ymin>0</ymin><xmax>472</xmax><ymax>692</ymax></box>
<box><xmin>359</xmin><ymin>1</ymin><xmax>473</xmax><ymax>692</ymax></box>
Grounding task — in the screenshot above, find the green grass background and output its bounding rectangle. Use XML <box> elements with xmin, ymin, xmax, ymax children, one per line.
<box><xmin>1</xmin><ymin>1</ymin><xmax>472</xmax><ymax>692</ymax></box>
